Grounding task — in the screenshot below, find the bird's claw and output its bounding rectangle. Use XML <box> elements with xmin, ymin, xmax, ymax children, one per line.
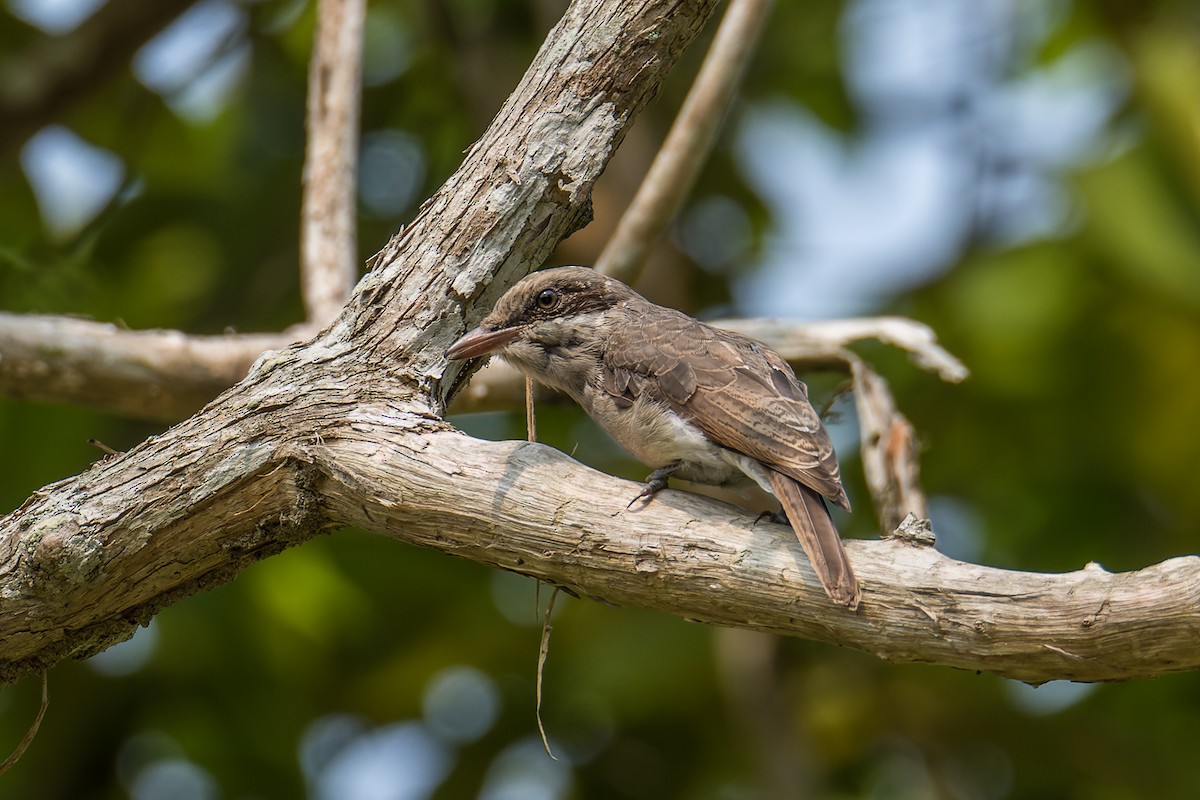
<box><xmin>627</xmin><ymin>478</ymin><xmax>668</xmax><ymax>508</ymax></box>
<box><xmin>626</xmin><ymin>463</ymin><xmax>681</xmax><ymax>509</ymax></box>
<box><xmin>754</xmin><ymin>509</ymin><xmax>789</xmax><ymax>526</ymax></box>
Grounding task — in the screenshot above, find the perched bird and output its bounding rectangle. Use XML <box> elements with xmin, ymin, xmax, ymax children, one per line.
<box><xmin>447</xmin><ymin>266</ymin><xmax>860</xmax><ymax>608</ymax></box>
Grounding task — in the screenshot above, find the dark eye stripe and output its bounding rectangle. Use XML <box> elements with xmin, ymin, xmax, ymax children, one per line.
<box><xmin>514</xmin><ymin>281</ymin><xmax>619</xmax><ymax>323</ymax></box>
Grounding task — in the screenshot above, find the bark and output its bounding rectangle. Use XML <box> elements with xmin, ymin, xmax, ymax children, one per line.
<box><xmin>2</xmin><ymin>0</ymin><xmax>1199</xmax><ymax>689</ymax></box>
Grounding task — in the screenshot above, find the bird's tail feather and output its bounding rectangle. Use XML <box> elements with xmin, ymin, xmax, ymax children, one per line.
<box><xmin>766</xmin><ymin>469</ymin><xmax>861</xmax><ymax>610</ymax></box>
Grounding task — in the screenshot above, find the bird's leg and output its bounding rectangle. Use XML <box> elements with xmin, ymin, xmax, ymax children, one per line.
<box><xmin>628</xmin><ymin>462</ymin><xmax>682</xmax><ymax>508</ymax></box>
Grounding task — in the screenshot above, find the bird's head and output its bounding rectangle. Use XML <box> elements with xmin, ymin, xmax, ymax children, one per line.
<box><xmin>447</xmin><ymin>267</ymin><xmax>633</xmax><ymax>389</ymax></box>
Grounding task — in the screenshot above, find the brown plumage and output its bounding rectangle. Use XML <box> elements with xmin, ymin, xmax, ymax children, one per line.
<box><xmin>448</xmin><ymin>266</ymin><xmax>860</xmax><ymax>609</ymax></box>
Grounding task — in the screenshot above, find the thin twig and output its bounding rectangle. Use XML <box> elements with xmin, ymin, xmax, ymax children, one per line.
<box><xmin>596</xmin><ymin>0</ymin><xmax>775</xmax><ymax>283</ymax></box>
<box><xmin>0</xmin><ymin>671</ymin><xmax>48</xmax><ymax>775</ymax></box>
<box><xmin>536</xmin><ymin>588</ymin><xmax>560</xmax><ymax>760</ymax></box>
<box><xmin>87</xmin><ymin>438</ymin><xmax>122</xmax><ymax>456</ymax></box>
<box><xmin>300</xmin><ymin>0</ymin><xmax>366</xmax><ymax>325</ymax></box>
<box><xmin>525</xmin><ymin>375</ymin><xmax>537</xmax><ymax>442</ymax></box>
<box><xmin>723</xmin><ymin>316</ymin><xmax>969</xmax><ymax>384</ymax></box>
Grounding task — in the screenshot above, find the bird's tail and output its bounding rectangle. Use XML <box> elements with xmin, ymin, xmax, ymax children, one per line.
<box><xmin>766</xmin><ymin>469</ymin><xmax>861</xmax><ymax>610</ymax></box>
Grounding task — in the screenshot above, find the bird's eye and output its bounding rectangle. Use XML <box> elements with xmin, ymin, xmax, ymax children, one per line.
<box><xmin>535</xmin><ymin>289</ymin><xmax>559</xmax><ymax>310</ymax></box>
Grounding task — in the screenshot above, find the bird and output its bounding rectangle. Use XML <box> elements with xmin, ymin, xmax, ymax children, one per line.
<box><xmin>447</xmin><ymin>266</ymin><xmax>860</xmax><ymax>608</ymax></box>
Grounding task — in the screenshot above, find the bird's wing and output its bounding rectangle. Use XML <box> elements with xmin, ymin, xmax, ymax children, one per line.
<box><xmin>602</xmin><ymin>309</ymin><xmax>849</xmax><ymax>509</ymax></box>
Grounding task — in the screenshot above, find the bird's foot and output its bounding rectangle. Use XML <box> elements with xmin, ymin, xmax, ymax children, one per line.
<box><xmin>627</xmin><ymin>463</ymin><xmax>681</xmax><ymax>509</ymax></box>
<box><xmin>754</xmin><ymin>508</ymin><xmax>789</xmax><ymax>526</ymax></box>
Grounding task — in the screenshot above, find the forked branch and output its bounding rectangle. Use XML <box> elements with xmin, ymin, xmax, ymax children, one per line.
<box><xmin>0</xmin><ymin>0</ymin><xmax>1197</xmax><ymax>692</ymax></box>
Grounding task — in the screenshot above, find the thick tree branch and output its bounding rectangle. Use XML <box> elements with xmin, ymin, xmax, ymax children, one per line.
<box><xmin>6</xmin><ymin>422</ymin><xmax>1199</xmax><ymax>687</ymax></box>
<box><xmin>300</xmin><ymin>0</ymin><xmax>364</xmax><ymax>325</ymax></box>
<box><xmin>325</xmin><ymin>435</ymin><xmax>1200</xmax><ymax>684</ymax></box>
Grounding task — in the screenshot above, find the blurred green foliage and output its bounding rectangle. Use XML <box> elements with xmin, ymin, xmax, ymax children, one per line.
<box><xmin>2</xmin><ymin>0</ymin><xmax>1200</xmax><ymax>798</ymax></box>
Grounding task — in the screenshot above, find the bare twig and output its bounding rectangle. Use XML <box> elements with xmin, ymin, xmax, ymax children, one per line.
<box><xmin>87</xmin><ymin>439</ymin><xmax>122</xmax><ymax>456</ymax></box>
<box><xmin>300</xmin><ymin>0</ymin><xmax>365</xmax><ymax>325</ymax></box>
<box><xmin>723</xmin><ymin>316</ymin><xmax>969</xmax><ymax>384</ymax></box>
<box><xmin>596</xmin><ymin>0</ymin><xmax>775</xmax><ymax>282</ymax></box>
<box><xmin>536</xmin><ymin>587</ymin><xmax>560</xmax><ymax>760</ymax></box>
<box><xmin>0</xmin><ymin>672</ymin><xmax>48</xmax><ymax>775</ymax></box>
<box><xmin>525</xmin><ymin>375</ymin><xmax>537</xmax><ymax>441</ymax></box>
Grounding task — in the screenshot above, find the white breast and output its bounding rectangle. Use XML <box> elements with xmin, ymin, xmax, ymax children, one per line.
<box><xmin>577</xmin><ymin>386</ymin><xmax>774</xmax><ymax>492</ymax></box>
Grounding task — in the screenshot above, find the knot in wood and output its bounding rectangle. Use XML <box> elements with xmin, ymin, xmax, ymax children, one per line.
<box><xmin>889</xmin><ymin>513</ymin><xmax>936</xmax><ymax>547</ymax></box>
<box><xmin>27</xmin><ymin>513</ymin><xmax>102</xmax><ymax>586</ymax></box>
<box><xmin>634</xmin><ymin>547</ymin><xmax>660</xmax><ymax>574</ymax></box>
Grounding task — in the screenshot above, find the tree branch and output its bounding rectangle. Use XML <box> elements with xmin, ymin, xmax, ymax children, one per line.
<box><xmin>596</xmin><ymin>0</ymin><xmax>773</xmax><ymax>282</ymax></box>
<box><xmin>722</xmin><ymin>316</ymin><xmax>969</xmax><ymax>384</ymax></box>
<box><xmin>331</xmin><ymin>437</ymin><xmax>1198</xmax><ymax>686</ymax></box>
<box><xmin>2</xmin><ymin>0</ymin><xmax>1197</xmax><ymax>693</ymax></box>
<box><xmin>7</xmin><ymin>419</ymin><xmax>1199</xmax><ymax>687</ymax></box>
<box><xmin>300</xmin><ymin>0</ymin><xmax>364</xmax><ymax>325</ymax></box>
<box><xmin>0</xmin><ymin>313</ymin><xmax>311</xmax><ymax>420</ymax></box>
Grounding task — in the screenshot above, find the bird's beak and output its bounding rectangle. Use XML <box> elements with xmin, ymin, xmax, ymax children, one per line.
<box><xmin>447</xmin><ymin>325</ymin><xmax>522</xmax><ymax>360</ymax></box>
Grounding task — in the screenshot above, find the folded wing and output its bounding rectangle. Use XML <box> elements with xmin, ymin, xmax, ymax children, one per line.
<box><xmin>602</xmin><ymin>310</ymin><xmax>849</xmax><ymax>510</ymax></box>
